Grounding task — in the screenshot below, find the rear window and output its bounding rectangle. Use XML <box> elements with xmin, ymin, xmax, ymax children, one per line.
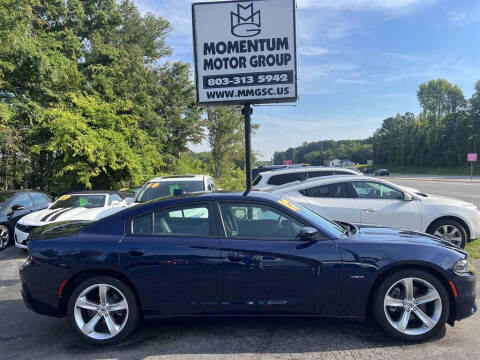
<box><xmin>267</xmin><ymin>172</ymin><xmax>306</xmax><ymax>186</ymax></box>
<box><xmin>136</xmin><ymin>181</ymin><xmax>205</xmax><ymax>202</ymax></box>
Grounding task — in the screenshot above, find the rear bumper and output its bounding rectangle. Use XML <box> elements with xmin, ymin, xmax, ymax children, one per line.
<box><xmin>452</xmin><ymin>273</ymin><xmax>477</xmax><ymax>321</ymax></box>
<box><xmin>19</xmin><ymin>259</ymin><xmax>63</xmax><ymax>317</ymax></box>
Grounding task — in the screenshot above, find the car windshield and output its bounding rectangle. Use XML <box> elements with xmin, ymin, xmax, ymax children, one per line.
<box><xmin>50</xmin><ymin>194</ymin><xmax>106</xmax><ymax>209</ymax></box>
<box><xmin>276</xmin><ymin>197</ymin><xmax>345</xmax><ymax>238</ymax></box>
<box><xmin>136</xmin><ymin>181</ymin><xmax>205</xmax><ymax>202</ymax></box>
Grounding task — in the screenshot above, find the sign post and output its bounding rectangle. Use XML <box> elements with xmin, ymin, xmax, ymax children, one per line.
<box><xmin>192</xmin><ymin>0</ymin><xmax>298</xmax><ymax>191</ymax></box>
<box><xmin>467</xmin><ymin>153</ymin><xmax>477</xmax><ymax>181</ymax></box>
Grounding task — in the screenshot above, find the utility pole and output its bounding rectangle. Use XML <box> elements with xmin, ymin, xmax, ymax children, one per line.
<box><xmin>242</xmin><ymin>103</ymin><xmax>252</xmax><ymax>193</ymax></box>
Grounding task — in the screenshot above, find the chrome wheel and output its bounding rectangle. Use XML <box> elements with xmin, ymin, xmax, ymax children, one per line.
<box><xmin>384</xmin><ymin>277</ymin><xmax>442</xmax><ymax>336</ymax></box>
<box><xmin>434</xmin><ymin>225</ymin><xmax>463</xmax><ymax>247</ymax></box>
<box><xmin>0</xmin><ymin>226</ymin><xmax>9</xmax><ymax>249</ymax></box>
<box><xmin>74</xmin><ymin>284</ymin><xmax>129</xmax><ymax>340</ymax></box>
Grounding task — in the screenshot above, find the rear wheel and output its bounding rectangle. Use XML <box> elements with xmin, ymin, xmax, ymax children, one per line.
<box><xmin>429</xmin><ymin>219</ymin><xmax>467</xmax><ymax>248</ymax></box>
<box><xmin>67</xmin><ymin>276</ymin><xmax>139</xmax><ymax>346</ymax></box>
<box><xmin>0</xmin><ymin>225</ymin><xmax>10</xmax><ymax>250</ymax></box>
<box><xmin>373</xmin><ymin>269</ymin><xmax>449</xmax><ymax>341</ymax></box>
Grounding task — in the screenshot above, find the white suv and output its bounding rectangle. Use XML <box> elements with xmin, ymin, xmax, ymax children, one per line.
<box><xmin>134</xmin><ymin>175</ymin><xmax>217</xmax><ymax>203</ymax></box>
<box><xmin>252</xmin><ymin>166</ymin><xmax>362</xmax><ymax>191</ymax></box>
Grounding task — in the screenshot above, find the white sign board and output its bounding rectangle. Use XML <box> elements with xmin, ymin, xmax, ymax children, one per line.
<box><xmin>192</xmin><ymin>0</ymin><xmax>298</xmax><ymax>105</ymax></box>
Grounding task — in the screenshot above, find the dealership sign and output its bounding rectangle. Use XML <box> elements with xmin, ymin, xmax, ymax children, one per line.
<box><xmin>192</xmin><ymin>0</ymin><xmax>298</xmax><ymax>105</ymax></box>
<box><xmin>467</xmin><ymin>153</ymin><xmax>477</xmax><ymax>162</ymax></box>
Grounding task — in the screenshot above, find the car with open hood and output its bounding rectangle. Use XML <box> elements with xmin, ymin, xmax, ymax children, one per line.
<box><xmin>20</xmin><ymin>192</ymin><xmax>476</xmax><ymax>345</ymax></box>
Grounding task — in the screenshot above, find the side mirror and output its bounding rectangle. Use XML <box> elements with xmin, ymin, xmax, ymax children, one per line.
<box><xmin>110</xmin><ymin>200</ymin><xmax>121</xmax><ymax>206</ymax></box>
<box><xmin>7</xmin><ymin>204</ymin><xmax>24</xmax><ymax>215</ymax></box>
<box><xmin>404</xmin><ymin>192</ymin><xmax>413</xmax><ymax>201</ymax></box>
<box><xmin>300</xmin><ymin>227</ymin><xmax>320</xmax><ymax>242</ymax></box>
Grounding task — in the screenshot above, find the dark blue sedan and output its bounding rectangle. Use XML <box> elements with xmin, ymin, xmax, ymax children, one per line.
<box><xmin>20</xmin><ymin>192</ymin><xmax>476</xmax><ymax>345</ymax></box>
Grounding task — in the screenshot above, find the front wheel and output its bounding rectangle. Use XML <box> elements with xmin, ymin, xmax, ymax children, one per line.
<box><xmin>0</xmin><ymin>225</ymin><xmax>10</xmax><ymax>250</ymax></box>
<box><xmin>429</xmin><ymin>219</ymin><xmax>467</xmax><ymax>248</ymax></box>
<box><xmin>67</xmin><ymin>276</ymin><xmax>139</xmax><ymax>346</ymax></box>
<box><xmin>373</xmin><ymin>269</ymin><xmax>449</xmax><ymax>341</ymax></box>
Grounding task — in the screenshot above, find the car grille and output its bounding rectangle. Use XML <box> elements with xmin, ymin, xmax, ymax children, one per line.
<box><xmin>16</xmin><ymin>224</ymin><xmax>38</xmax><ymax>233</ymax></box>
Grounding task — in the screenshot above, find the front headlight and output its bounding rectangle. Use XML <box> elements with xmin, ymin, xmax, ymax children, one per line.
<box><xmin>453</xmin><ymin>259</ymin><xmax>470</xmax><ymax>275</ymax></box>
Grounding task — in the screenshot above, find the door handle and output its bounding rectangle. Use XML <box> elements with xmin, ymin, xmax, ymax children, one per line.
<box><xmin>128</xmin><ymin>249</ymin><xmax>145</xmax><ymax>257</ymax></box>
<box><xmin>362</xmin><ymin>208</ymin><xmax>375</xmax><ymax>213</ymax></box>
<box><xmin>227</xmin><ymin>253</ymin><xmax>245</xmax><ymax>262</ymax></box>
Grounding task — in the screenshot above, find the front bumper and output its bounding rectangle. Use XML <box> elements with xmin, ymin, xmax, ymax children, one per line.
<box><xmin>14</xmin><ymin>227</ymin><xmax>29</xmax><ymax>249</ymax></box>
<box><xmin>452</xmin><ymin>272</ymin><xmax>477</xmax><ymax>321</ymax></box>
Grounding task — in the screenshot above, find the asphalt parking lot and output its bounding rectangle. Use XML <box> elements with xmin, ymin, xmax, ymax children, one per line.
<box><xmin>382</xmin><ymin>175</ymin><xmax>480</xmax><ymax>208</ymax></box>
<box><xmin>1</xmin><ymin>245</ymin><xmax>479</xmax><ymax>360</ymax></box>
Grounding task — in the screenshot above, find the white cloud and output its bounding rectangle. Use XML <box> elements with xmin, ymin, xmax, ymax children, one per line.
<box><xmin>299</xmin><ymin>46</ymin><xmax>332</xmax><ymax>56</ymax></box>
<box><xmin>298</xmin><ymin>0</ymin><xmax>432</xmax><ymax>12</ymax></box>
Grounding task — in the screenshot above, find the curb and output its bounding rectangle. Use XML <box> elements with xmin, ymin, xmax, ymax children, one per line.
<box><xmin>392</xmin><ymin>177</ymin><xmax>480</xmax><ymax>184</ymax></box>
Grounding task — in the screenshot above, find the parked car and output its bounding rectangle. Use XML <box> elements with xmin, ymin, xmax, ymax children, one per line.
<box><xmin>252</xmin><ymin>166</ymin><xmax>361</xmax><ymax>191</ymax></box>
<box><xmin>0</xmin><ymin>191</ymin><xmax>50</xmax><ymax>250</ymax></box>
<box><xmin>20</xmin><ymin>192</ymin><xmax>476</xmax><ymax>345</ymax></box>
<box><xmin>14</xmin><ymin>191</ymin><xmax>128</xmax><ymax>250</ymax></box>
<box><xmin>252</xmin><ymin>164</ymin><xmax>306</xmax><ymax>180</ymax></box>
<box><xmin>362</xmin><ymin>167</ymin><xmax>373</xmax><ymax>174</ymax></box>
<box><xmin>270</xmin><ymin>175</ymin><xmax>480</xmax><ymax>248</ymax></box>
<box><xmin>375</xmin><ymin>168</ymin><xmax>390</xmax><ymax>176</ymax></box>
<box><xmin>134</xmin><ymin>175</ymin><xmax>216</xmax><ymax>203</ymax></box>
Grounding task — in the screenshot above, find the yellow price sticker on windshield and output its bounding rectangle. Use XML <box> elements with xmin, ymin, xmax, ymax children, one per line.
<box><xmin>146</xmin><ymin>183</ymin><xmax>152</xmax><ymax>188</ymax></box>
<box><xmin>152</xmin><ymin>183</ymin><xmax>160</xmax><ymax>188</ymax></box>
<box><xmin>59</xmin><ymin>195</ymin><xmax>71</xmax><ymax>201</ymax></box>
<box><xmin>278</xmin><ymin>199</ymin><xmax>300</xmax><ymax>212</ymax></box>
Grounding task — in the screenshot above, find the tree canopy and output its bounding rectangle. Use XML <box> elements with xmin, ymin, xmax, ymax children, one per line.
<box><xmin>0</xmin><ymin>0</ymin><xmax>205</xmax><ymax>192</ymax></box>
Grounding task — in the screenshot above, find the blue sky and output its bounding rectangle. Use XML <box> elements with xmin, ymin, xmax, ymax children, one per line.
<box><xmin>134</xmin><ymin>0</ymin><xmax>480</xmax><ymax>160</ymax></box>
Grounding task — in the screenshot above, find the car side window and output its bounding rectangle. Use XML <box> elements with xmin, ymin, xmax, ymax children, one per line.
<box><xmin>132</xmin><ymin>213</ymin><xmax>153</xmax><ymax>234</ymax></box>
<box><xmin>220</xmin><ymin>203</ymin><xmax>304</xmax><ymax>240</ymax></box>
<box><xmin>353</xmin><ymin>182</ymin><xmax>403</xmax><ymax>200</ymax></box>
<box><xmin>14</xmin><ymin>193</ymin><xmax>32</xmax><ymax>208</ymax></box>
<box><xmin>267</xmin><ymin>172</ymin><xmax>306</xmax><ymax>186</ymax></box>
<box><xmin>30</xmin><ymin>192</ymin><xmax>48</xmax><ymax>206</ymax></box>
<box><xmin>154</xmin><ymin>205</ymin><xmax>210</xmax><ymax>237</ymax></box>
<box><xmin>252</xmin><ymin>175</ymin><xmax>262</xmax><ymax>186</ymax></box>
<box><xmin>301</xmin><ymin>182</ymin><xmax>350</xmax><ymax>198</ymax></box>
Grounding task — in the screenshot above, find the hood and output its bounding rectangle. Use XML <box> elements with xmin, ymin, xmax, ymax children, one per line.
<box><xmin>18</xmin><ymin>206</ymin><xmax>124</xmax><ymax>226</ymax></box>
<box><xmin>349</xmin><ymin>223</ymin><xmax>467</xmax><ymax>254</ymax></box>
<box><xmin>419</xmin><ymin>193</ymin><xmax>477</xmax><ymax>208</ymax></box>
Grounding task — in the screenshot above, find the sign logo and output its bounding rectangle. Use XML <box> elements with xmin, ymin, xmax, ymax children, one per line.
<box><xmin>231</xmin><ymin>3</ymin><xmax>261</xmax><ymax>38</ymax></box>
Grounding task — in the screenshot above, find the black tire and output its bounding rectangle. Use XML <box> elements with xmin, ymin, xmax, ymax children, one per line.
<box><xmin>428</xmin><ymin>219</ymin><xmax>467</xmax><ymax>249</ymax></box>
<box><xmin>373</xmin><ymin>269</ymin><xmax>449</xmax><ymax>342</ymax></box>
<box><xmin>67</xmin><ymin>276</ymin><xmax>140</xmax><ymax>346</ymax></box>
<box><xmin>0</xmin><ymin>225</ymin><xmax>10</xmax><ymax>250</ymax></box>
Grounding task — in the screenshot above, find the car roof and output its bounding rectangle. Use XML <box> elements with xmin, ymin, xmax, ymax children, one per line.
<box><xmin>257</xmin><ymin>166</ymin><xmax>359</xmax><ymax>178</ymax></box>
<box><xmin>147</xmin><ymin>175</ymin><xmax>208</xmax><ymax>182</ymax></box>
<box><xmin>271</xmin><ymin>175</ymin><xmax>398</xmax><ymax>193</ymax></box>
